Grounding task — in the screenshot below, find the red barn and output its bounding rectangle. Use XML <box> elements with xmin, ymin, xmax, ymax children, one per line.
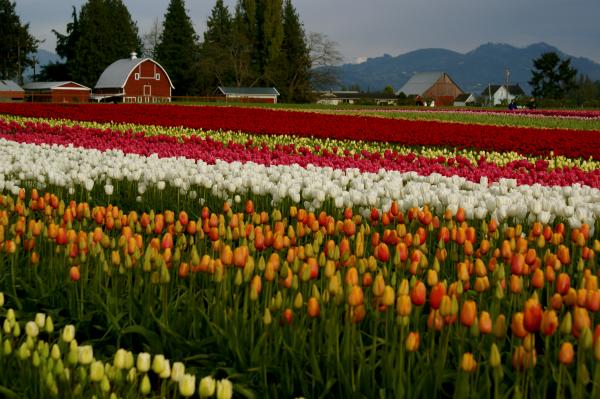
<box><xmin>0</xmin><ymin>80</ymin><xmax>24</xmax><ymax>102</ymax></box>
<box><xmin>23</xmin><ymin>81</ymin><xmax>91</xmax><ymax>103</ymax></box>
<box><xmin>93</xmin><ymin>52</ymin><xmax>174</xmax><ymax>103</ymax></box>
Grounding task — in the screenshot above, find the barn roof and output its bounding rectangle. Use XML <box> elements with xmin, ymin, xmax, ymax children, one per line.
<box><xmin>454</xmin><ymin>93</ymin><xmax>474</xmax><ymax>102</ymax></box>
<box><xmin>23</xmin><ymin>81</ymin><xmax>90</xmax><ymax>90</ymax></box>
<box><xmin>397</xmin><ymin>72</ymin><xmax>444</xmax><ymax>96</ymax></box>
<box><xmin>218</xmin><ymin>87</ymin><xmax>280</xmax><ymax>96</ymax></box>
<box><xmin>95</xmin><ymin>57</ymin><xmax>174</xmax><ymax>89</ymax></box>
<box><xmin>0</xmin><ymin>80</ymin><xmax>23</xmax><ymax>92</ymax></box>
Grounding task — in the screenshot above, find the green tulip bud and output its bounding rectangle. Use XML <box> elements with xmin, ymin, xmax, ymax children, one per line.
<box><xmin>140</xmin><ymin>374</ymin><xmax>151</xmax><ymax>395</ymax></box>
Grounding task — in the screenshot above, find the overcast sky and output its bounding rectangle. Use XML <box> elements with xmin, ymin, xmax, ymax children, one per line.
<box><xmin>14</xmin><ymin>0</ymin><xmax>600</xmax><ymax>64</ymax></box>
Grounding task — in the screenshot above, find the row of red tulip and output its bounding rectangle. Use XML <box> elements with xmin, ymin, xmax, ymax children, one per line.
<box><xmin>1</xmin><ymin>103</ymin><xmax>600</xmax><ymax>160</ymax></box>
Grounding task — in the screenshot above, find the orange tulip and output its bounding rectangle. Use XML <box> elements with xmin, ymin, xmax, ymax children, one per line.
<box><xmin>69</xmin><ymin>266</ymin><xmax>80</xmax><ymax>282</ymax></box>
<box><xmin>511</xmin><ymin>312</ymin><xmax>528</xmax><ymax>338</ymax></box>
<box><xmin>523</xmin><ymin>298</ymin><xmax>543</xmax><ymax>333</ymax></box>
<box><xmin>479</xmin><ymin>311</ymin><xmax>492</xmax><ymax>335</ymax></box>
<box><xmin>540</xmin><ymin>310</ymin><xmax>558</xmax><ymax>336</ymax></box>
<box><xmin>555</xmin><ymin>273</ymin><xmax>570</xmax><ymax>295</ymax></box>
<box><xmin>558</xmin><ymin>342</ymin><xmax>574</xmax><ymax>365</ymax></box>
<box><xmin>573</xmin><ymin>306</ymin><xmax>591</xmax><ymax>338</ymax></box>
<box><xmin>396</xmin><ymin>295</ymin><xmax>412</xmax><ymax>317</ymax></box>
<box><xmin>460</xmin><ymin>300</ymin><xmax>477</xmax><ymax>327</ymax></box>
<box><xmin>460</xmin><ymin>352</ymin><xmax>477</xmax><ymax>373</ymax></box>
<box><xmin>347</xmin><ymin>286</ymin><xmax>364</xmax><ymax>307</ymax></box>
<box><xmin>307</xmin><ymin>297</ymin><xmax>320</xmax><ymax>318</ymax></box>
<box><xmin>429</xmin><ymin>283</ymin><xmax>446</xmax><ymax>310</ymax></box>
<box><xmin>410</xmin><ymin>280</ymin><xmax>426</xmax><ymax>306</ymax></box>
<box><xmin>405</xmin><ymin>332</ymin><xmax>420</xmax><ymax>352</ymax></box>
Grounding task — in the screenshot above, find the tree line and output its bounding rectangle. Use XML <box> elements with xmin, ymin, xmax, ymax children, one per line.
<box><xmin>1</xmin><ymin>0</ymin><xmax>341</xmax><ymax>102</ymax></box>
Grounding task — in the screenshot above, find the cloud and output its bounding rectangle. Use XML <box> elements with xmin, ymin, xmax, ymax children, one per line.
<box><xmin>14</xmin><ymin>0</ymin><xmax>600</xmax><ymax>63</ymax></box>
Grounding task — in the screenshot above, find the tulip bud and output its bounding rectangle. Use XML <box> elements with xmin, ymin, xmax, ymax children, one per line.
<box><xmin>51</xmin><ymin>344</ymin><xmax>61</xmax><ymax>360</ymax></box>
<box><xmin>179</xmin><ymin>373</ymin><xmax>196</xmax><ymax>397</ymax></box>
<box><xmin>559</xmin><ymin>342</ymin><xmax>574</xmax><ymax>365</ymax></box>
<box><xmin>2</xmin><ymin>339</ymin><xmax>11</xmax><ymax>355</ymax></box>
<box><xmin>560</xmin><ymin>313</ymin><xmax>573</xmax><ymax>336</ymax></box>
<box><xmin>25</xmin><ymin>321</ymin><xmax>39</xmax><ymax>338</ymax></box>
<box><xmin>405</xmin><ymin>332</ymin><xmax>420</xmax><ymax>352</ymax></box>
<box><xmin>171</xmin><ymin>361</ymin><xmax>185</xmax><ymax>383</ymax></box>
<box><xmin>90</xmin><ymin>360</ymin><xmax>105</xmax><ymax>382</ymax></box>
<box><xmin>580</xmin><ymin>327</ymin><xmax>593</xmax><ymax>351</ymax></box>
<box><xmin>62</xmin><ymin>325</ymin><xmax>76</xmax><ymax>343</ymax></box>
<box><xmin>460</xmin><ymin>300</ymin><xmax>477</xmax><ymax>327</ymax></box>
<box><xmin>159</xmin><ymin>359</ymin><xmax>171</xmax><ymax>379</ymax></box>
<box><xmin>490</xmin><ymin>343</ymin><xmax>501</xmax><ymax>368</ymax></box>
<box><xmin>0</xmin><ymin>292</ymin><xmax>4</xmax><ymax>307</ymax></box>
<box><xmin>114</xmin><ymin>348</ymin><xmax>127</xmax><ymax>369</ymax></box>
<box><xmin>137</xmin><ymin>352</ymin><xmax>151</xmax><ymax>373</ymax></box>
<box><xmin>45</xmin><ymin>316</ymin><xmax>54</xmax><ymax>334</ymax></box>
<box><xmin>263</xmin><ymin>308</ymin><xmax>272</xmax><ymax>326</ymax></box>
<box><xmin>216</xmin><ymin>379</ymin><xmax>233</xmax><ymax>399</ymax></box>
<box><xmin>199</xmin><ymin>376</ymin><xmax>217</xmax><ymax>398</ymax></box>
<box><xmin>140</xmin><ymin>374</ymin><xmax>151</xmax><ymax>395</ymax></box>
<box><xmin>493</xmin><ymin>314</ymin><xmax>507</xmax><ymax>339</ymax></box>
<box><xmin>78</xmin><ymin>345</ymin><xmax>93</xmax><ymax>365</ymax></box>
<box><xmin>460</xmin><ymin>352</ymin><xmax>477</xmax><ymax>373</ymax></box>
<box><xmin>152</xmin><ymin>354</ymin><xmax>166</xmax><ymax>375</ymax></box>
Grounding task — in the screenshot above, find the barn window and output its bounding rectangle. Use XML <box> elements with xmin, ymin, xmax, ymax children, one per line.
<box><xmin>135</xmin><ymin>73</ymin><xmax>140</xmax><ymax>80</ymax></box>
<box><xmin>155</xmin><ymin>74</ymin><xmax>160</xmax><ymax>80</ymax></box>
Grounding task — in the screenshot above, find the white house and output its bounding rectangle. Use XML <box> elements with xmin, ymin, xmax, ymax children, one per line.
<box><xmin>481</xmin><ymin>84</ymin><xmax>525</xmax><ymax>106</ymax></box>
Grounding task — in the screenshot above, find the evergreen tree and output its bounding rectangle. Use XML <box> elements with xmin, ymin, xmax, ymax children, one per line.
<box><xmin>156</xmin><ymin>0</ymin><xmax>199</xmax><ymax>95</ymax></box>
<box><xmin>257</xmin><ymin>0</ymin><xmax>283</xmax><ymax>84</ymax></box>
<box><xmin>39</xmin><ymin>6</ymin><xmax>80</xmax><ymax>81</ymax></box>
<box><xmin>199</xmin><ymin>0</ymin><xmax>234</xmax><ymax>89</ymax></box>
<box><xmin>529</xmin><ymin>52</ymin><xmax>577</xmax><ymax>99</ymax></box>
<box><xmin>271</xmin><ymin>0</ymin><xmax>311</xmax><ymax>102</ymax></box>
<box><xmin>0</xmin><ymin>0</ymin><xmax>39</xmax><ymax>84</ymax></box>
<box><xmin>70</xmin><ymin>0</ymin><xmax>142</xmax><ymax>87</ymax></box>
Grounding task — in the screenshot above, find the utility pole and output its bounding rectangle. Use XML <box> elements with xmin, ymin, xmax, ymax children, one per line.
<box><xmin>505</xmin><ymin>67</ymin><xmax>510</xmax><ymax>104</ymax></box>
<box><xmin>488</xmin><ymin>83</ymin><xmax>492</xmax><ymax>106</ymax></box>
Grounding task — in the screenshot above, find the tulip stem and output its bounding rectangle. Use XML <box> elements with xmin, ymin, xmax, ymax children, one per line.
<box><xmin>556</xmin><ymin>364</ymin><xmax>564</xmax><ymax>399</ymax></box>
<box><xmin>542</xmin><ymin>336</ymin><xmax>550</xmax><ymax>399</ymax></box>
<box><xmin>591</xmin><ymin>363</ymin><xmax>600</xmax><ymax>398</ymax></box>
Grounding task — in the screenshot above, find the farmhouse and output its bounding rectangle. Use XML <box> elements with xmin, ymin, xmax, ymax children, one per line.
<box><xmin>397</xmin><ymin>72</ymin><xmax>463</xmax><ymax>106</ymax></box>
<box><xmin>0</xmin><ymin>80</ymin><xmax>24</xmax><ymax>102</ymax></box>
<box><xmin>94</xmin><ymin>52</ymin><xmax>173</xmax><ymax>103</ymax></box>
<box><xmin>315</xmin><ymin>90</ymin><xmax>397</xmax><ymax>106</ymax></box>
<box><xmin>453</xmin><ymin>93</ymin><xmax>477</xmax><ymax>107</ymax></box>
<box><xmin>23</xmin><ymin>81</ymin><xmax>91</xmax><ymax>103</ymax></box>
<box><xmin>481</xmin><ymin>84</ymin><xmax>525</xmax><ymax>106</ymax></box>
<box><xmin>217</xmin><ymin>87</ymin><xmax>280</xmax><ymax>104</ymax></box>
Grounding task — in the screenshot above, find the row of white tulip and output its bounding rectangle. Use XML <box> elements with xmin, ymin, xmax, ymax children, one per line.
<box><xmin>1</xmin><ymin>137</ymin><xmax>599</xmax><ymax>229</ymax></box>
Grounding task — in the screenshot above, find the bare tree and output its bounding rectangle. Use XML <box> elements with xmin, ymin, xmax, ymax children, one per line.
<box><xmin>307</xmin><ymin>32</ymin><xmax>342</xmax><ymax>89</ymax></box>
<box><xmin>142</xmin><ymin>17</ymin><xmax>162</xmax><ymax>58</ymax></box>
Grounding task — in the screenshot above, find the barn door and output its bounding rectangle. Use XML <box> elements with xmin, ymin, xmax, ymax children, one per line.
<box><xmin>144</xmin><ymin>85</ymin><xmax>151</xmax><ymax>102</ymax></box>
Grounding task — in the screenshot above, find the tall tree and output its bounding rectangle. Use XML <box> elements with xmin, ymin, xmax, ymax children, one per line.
<box><xmin>529</xmin><ymin>52</ymin><xmax>577</xmax><ymax>99</ymax></box>
<box><xmin>307</xmin><ymin>32</ymin><xmax>342</xmax><ymax>89</ymax></box>
<box><xmin>0</xmin><ymin>0</ymin><xmax>39</xmax><ymax>84</ymax></box>
<box><xmin>271</xmin><ymin>0</ymin><xmax>311</xmax><ymax>101</ymax></box>
<box><xmin>142</xmin><ymin>17</ymin><xmax>163</xmax><ymax>59</ymax></box>
<box><xmin>199</xmin><ymin>0</ymin><xmax>234</xmax><ymax>89</ymax></box>
<box><xmin>257</xmin><ymin>0</ymin><xmax>283</xmax><ymax>84</ymax></box>
<box><xmin>156</xmin><ymin>0</ymin><xmax>200</xmax><ymax>95</ymax></box>
<box><xmin>70</xmin><ymin>0</ymin><xmax>142</xmax><ymax>87</ymax></box>
<box><xmin>39</xmin><ymin>6</ymin><xmax>80</xmax><ymax>81</ymax></box>
<box><xmin>568</xmin><ymin>74</ymin><xmax>599</xmax><ymax>106</ymax></box>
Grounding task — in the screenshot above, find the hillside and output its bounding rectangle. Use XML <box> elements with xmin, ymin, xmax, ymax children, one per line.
<box><xmin>331</xmin><ymin>43</ymin><xmax>600</xmax><ymax>95</ymax></box>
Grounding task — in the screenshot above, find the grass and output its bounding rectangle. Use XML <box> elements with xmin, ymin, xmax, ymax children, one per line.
<box><xmin>169</xmin><ymin>100</ymin><xmax>600</xmax><ymax>131</ymax></box>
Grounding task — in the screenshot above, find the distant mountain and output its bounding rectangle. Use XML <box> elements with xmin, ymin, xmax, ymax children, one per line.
<box><xmin>23</xmin><ymin>49</ymin><xmax>62</xmax><ymax>82</ymax></box>
<box><xmin>330</xmin><ymin>43</ymin><xmax>600</xmax><ymax>95</ymax></box>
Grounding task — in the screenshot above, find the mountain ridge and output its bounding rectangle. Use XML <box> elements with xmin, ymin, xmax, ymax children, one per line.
<box><xmin>332</xmin><ymin>42</ymin><xmax>600</xmax><ymax>95</ymax></box>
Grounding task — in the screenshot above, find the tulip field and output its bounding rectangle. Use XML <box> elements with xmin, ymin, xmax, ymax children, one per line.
<box><xmin>1</xmin><ymin>104</ymin><xmax>600</xmax><ymax>398</ymax></box>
